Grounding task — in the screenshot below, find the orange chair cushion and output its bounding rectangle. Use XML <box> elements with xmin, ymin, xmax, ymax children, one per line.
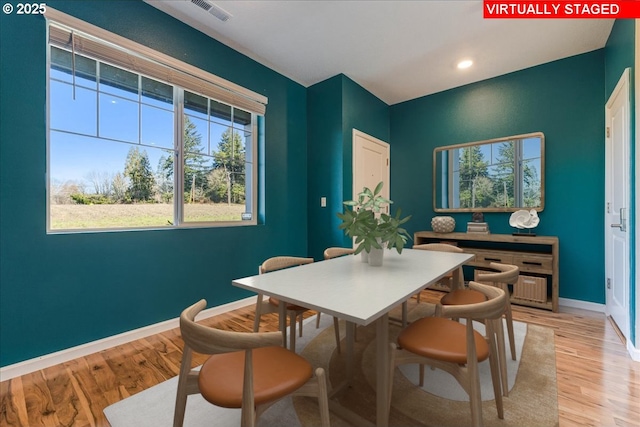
<box><xmin>397</xmin><ymin>317</ymin><xmax>490</xmax><ymax>364</ymax></box>
<box><xmin>268</xmin><ymin>297</ymin><xmax>308</xmax><ymax>312</ymax></box>
<box><xmin>440</xmin><ymin>289</ymin><xmax>487</xmax><ymax>306</ymax></box>
<box><xmin>197</xmin><ymin>346</ymin><xmax>313</xmax><ymax>408</ymax></box>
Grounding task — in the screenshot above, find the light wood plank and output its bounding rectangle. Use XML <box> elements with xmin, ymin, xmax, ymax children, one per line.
<box><xmin>0</xmin><ymin>292</ymin><xmax>638</xmax><ymax>427</ymax></box>
<box><xmin>0</xmin><ymin>376</ymin><xmax>29</xmax><ymax>427</ymax></box>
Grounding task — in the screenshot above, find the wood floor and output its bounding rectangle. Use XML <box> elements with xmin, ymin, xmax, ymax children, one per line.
<box><xmin>1</xmin><ymin>290</ymin><xmax>639</xmax><ymax>427</ymax></box>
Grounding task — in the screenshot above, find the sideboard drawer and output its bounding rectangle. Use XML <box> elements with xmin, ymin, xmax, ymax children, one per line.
<box><xmin>512</xmin><ymin>253</ymin><xmax>553</xmax><ymax>274</ymax></box>
<box><xmin>466</xmin><ymin>249</ymin><xmax>513</xmax><ymax>267</ymax></box>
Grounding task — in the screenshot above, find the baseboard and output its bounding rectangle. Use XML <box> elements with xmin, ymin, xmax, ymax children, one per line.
<box><xmin>558</xmin><ymin>297</ymin><xmax>605</xmax><ymax>313</ymax></box>
<box><xmin>0</xmin><ymin>296</ymin><xmax>257</xmax><ymax>382</ymax></box>
<box><xmin>627</xmin><ymin>340</ymin><xmax>640</xmax><ymax>362</ymax></box>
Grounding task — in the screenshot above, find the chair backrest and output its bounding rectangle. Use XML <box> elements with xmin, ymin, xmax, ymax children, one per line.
<box><xmin>476</xmin><ymin>262</ymin><xmax>519</xmax><ymax>285</ymax></box>
<box><xmin>412</xmin><ymin>243</ymin><xmax>463</xmax><ymax>253</ymax></box>
<box><xmin>436</xmin><ymin>281</ymin><xmax>507</xmax><ymax>321</ymax></box>
<box><xmin>178</xmin><ymin>300</ymin><xmax>287</xmax><ymax>427</ymax></box>
<box><xmin>259</xmin><ymin>256</ymin><xmax>314</xmax><ymax>274</ymax></box>
<box><xmin>180</xmin><ymin>299</ymin><xmax>282</xmax><ymax>355</ymax></box>
<box><xmin>323</xmin><ymin>247</ymin><xmax>355</xmax><ymax>260</ymax></box>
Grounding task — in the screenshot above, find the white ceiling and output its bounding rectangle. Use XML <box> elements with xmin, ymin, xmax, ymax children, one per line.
<box><xmin>145</xmin><ymin>0</ymin><xmax>614</xmax><ymax>105</ymax></box>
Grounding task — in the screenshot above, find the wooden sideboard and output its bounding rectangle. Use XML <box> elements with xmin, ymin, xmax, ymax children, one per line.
<box><xmin>414</xmin><ymin>231</ymin><xmax>559</xmax><ymax>312</ymax></box>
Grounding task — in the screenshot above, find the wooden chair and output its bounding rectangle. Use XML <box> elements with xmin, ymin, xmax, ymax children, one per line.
<box><xmin>437</xmin><ymin>258</ymin><xmax>519</xmax><ymax>397</ymax></box>
<box><xmin>174</xmin><ymin>300</ymin><xmax>330</xmax><ymax>427</ymax></box>
<box><xmin>321</xmin><ymin>247</ymin><xmax>357</xmax><ymax>353</ymax></box>
<box><xmin>388</xmin><ymin>282</ymin><xmax>506</xmax><ymax>427</ymax></box>
<box><xmin>253</xmin><ymin>256</ymin><xmax>314</xmax><ymax>351</ymax></box>
<box><xmin>474</xmin><ymin>262</ymin><xmax>520</xmax><ymax>395</ymax></box>
<box><xmin>412</xmin><ymin>243</ymin><xmax>465</xmax><ymax>302</ymax></box>
<box><xmin>323</xmin><ymin>247</ymin><xmax>355</xmax><ymax>259</ymax></box>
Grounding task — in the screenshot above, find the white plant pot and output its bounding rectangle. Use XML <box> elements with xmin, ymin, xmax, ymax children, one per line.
<box><xmin>361</xmin><ymin>250</ymin><xmax>369</xmax><ymax>263</ymax></box>
<box><xmin>368</xmin><ymin>239</ymin><xmax>385</xmax><ymax>267</ymax></box>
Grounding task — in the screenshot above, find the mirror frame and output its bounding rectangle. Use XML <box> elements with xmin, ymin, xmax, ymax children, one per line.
<box><xmin>433</xmin><ymin>132</ymin><xmax>545</xmax><ymax>213</ymax></box>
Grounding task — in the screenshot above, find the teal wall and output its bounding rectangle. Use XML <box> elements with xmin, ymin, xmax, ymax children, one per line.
<box><xmin>0</xmin><ymin>1</ymin><xmax>631</xmax><ymax>367</ymax></box>
<box><xmin>606</xmin><ymin>20</ymin><xmax>635</xmax><ymax>99</ymax></box>
<box><xmin>0</xmin><ymin>1</ymin><xmax>309</xmax><ymax>366</ymax></box>
<box><xmin>390</xmin><ymin>50</ymin><xmax>606</xmax><ymax>304</ymax></box>
<box><xmin>604</xmin><ymin>19</ymin><xmax>636</xmax><ymax>345</ymax></box>
<box><xmin>307</xmin><ymin>76</ymin><xmax>345</xmax><ymax>261</ymax></box>
<box><xmin>306</xmin><ymin>75</ymin><xmax>389</xmax><ymax>260</ymax></box>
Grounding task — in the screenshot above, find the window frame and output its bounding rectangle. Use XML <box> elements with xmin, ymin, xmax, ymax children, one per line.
<box><xmin>448</xmin><ymin>137</ymin><xmax>542</xmax><ymax>210</ymax></box>
<box><xmin>45</xmin><ymin>8</ymin><xmax>266</xmax><ymax>233</ymax></box>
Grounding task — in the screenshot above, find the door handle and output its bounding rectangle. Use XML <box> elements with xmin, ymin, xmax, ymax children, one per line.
<box><xmin>610</xmin><ymin>207</ymin><xmax>626</xmax><ymax>232</ymax></box>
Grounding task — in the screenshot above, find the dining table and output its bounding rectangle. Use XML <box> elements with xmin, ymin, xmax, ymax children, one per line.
<box><xmin>232</xmin><ymin>248</ymin><xmax>474</xmax><ymax>427</ymax></box>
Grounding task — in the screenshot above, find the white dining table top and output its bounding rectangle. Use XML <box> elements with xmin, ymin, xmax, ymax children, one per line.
<box><xmin>232</xmin><ymin>248</ymin><xmax>474</xmax><ymax>326</ymax></box>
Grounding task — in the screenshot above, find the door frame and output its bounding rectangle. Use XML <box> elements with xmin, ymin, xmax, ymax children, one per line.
<box><xmin>633</xmin><ymin>21</ymin><xmax>640</xmax><ymax>361</ymax></box>
<box><xmin>605</xmin><ymin>67</ymin><xmax>632</xmax><ymax>343</ymax></box>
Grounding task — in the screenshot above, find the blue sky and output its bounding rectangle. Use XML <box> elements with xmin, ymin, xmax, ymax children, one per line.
<box><xmin>48</xmin><ymin>52</ymin><xmax>244</xmax><ymax>189</ymax></box>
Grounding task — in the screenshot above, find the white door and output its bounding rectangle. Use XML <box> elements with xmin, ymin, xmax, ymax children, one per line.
<box><xmin>353</xmin><ymin>129</ymin><xmax>390</xmax><ymax>211</ymax></box>
<box><xmin>605</xmin><ymin>68</ymin><xmax>631</xmax><ymax>340</ymax></box>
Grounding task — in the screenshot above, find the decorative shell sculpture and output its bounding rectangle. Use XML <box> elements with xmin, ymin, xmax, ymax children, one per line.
<box><xmin>509</xmin><ymin>209</ymin><xmax>540</xmax><ymax>229</ymax></box>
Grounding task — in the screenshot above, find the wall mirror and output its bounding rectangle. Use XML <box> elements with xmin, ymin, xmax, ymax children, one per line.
<box><xmin>434</xmin><ymin>132</ymin><xmax>544</xmax><ymax>212</ymax></box>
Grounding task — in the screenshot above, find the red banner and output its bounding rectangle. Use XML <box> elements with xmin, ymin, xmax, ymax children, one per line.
<box><xmin>484</xmin><ymin>1</ymin><xmax>640</xmax><ymax>18</ymax></box>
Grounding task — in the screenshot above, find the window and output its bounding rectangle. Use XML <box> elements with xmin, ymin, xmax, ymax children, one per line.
<box><xmin>46</xmin><ymin>10</ymin><xmax>266</xmax><ymax>231</ymax></box>
<box><xmin>449</xmin><ymin>137</ymin><xmax>542</xmax><ymax>209</ymax></box>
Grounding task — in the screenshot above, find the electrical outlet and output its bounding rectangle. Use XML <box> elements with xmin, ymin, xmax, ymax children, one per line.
<box><xmin>321</xmin><ymin>197</ymin><xmax>327</xmax><ymax>207</ymax></box>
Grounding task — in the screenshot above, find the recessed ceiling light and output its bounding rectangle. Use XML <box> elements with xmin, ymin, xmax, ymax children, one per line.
<box><xmin>457</xmin><ymin>60</ymin><xmax>473</xmax><ymax>69</ymax></box>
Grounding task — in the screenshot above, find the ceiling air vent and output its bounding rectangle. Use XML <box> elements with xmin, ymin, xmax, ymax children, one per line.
<box><xmin>190</xmin><ymin>0</ymin><xmax>232</xmax><ymax>22</ymax></box>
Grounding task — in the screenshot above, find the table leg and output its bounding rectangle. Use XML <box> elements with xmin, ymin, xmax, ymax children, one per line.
<box><xmin>376</xmin><ymin>313</ymin><xmax>390</xmax><ymax>427</ymax></box>
<box><xmin>289</xmin><ymin>312</ymin><xmax>296</xmax><ymax>351</ymax></box>
<box><xmin>328</xmin><ymin>320</ymin><xmax>357</xmax><ymax>400</ymax></box>
<box><xmin>452</xmin><ymin>268</ymin><xmax>463</xmax><ymax>291</ymax></box>
<box><xmin>345</xmin><ymin>321</ymin><xmax>356</xmax><ymax>382</ymax></box>
<box><xmin>278</xmin><ymin>302</ymin><xmax>287</xmax><ymax>349</ymax></box>
<box><xmin>401</xmin><ymin>302</ymin><xmax>408</xmax><ymax>327</ymax></box>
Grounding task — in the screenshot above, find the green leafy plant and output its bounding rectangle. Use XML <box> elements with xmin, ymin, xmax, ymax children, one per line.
<box><xmin>70</xmin><ymin>193</ymin><xmax>110</xmax><ymax>205</ymax></box>
<box><xmin>337</xmin><ymin>182</ymin><xmax>412</xmax><ymax>255</ymax></box>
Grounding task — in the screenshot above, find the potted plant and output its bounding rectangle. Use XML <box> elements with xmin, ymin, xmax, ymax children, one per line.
<box><xmin>337</xmin><ymin>182</ymin><xmax>411</xmax><ymax>265</ymax></box>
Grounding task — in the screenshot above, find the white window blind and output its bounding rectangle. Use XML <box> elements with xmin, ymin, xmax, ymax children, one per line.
<box><xmin>45</xmin><ymin>8</ymin><xmax>267</xmax><ymax>115</ymax></box>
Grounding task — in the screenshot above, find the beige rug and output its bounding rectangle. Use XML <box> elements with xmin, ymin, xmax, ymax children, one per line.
<box><xmin>296</xmin><ymin>306</ymin><xmax>559</xmax><ymax>427</ymax></box>
<box><xmin>104</xmin><ymin>306</ymin><xmax>558</xmax><ymax>427</ymax></box>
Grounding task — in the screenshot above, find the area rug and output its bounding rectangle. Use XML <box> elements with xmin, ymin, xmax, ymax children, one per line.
<box><xmin>297</xmin><ymin>311</ymin><xmax>558</xmax><ymax>427</ymax></box>
<box><xmin>104</xmin><ymin>306</ymin><xmax>558</xmax><ymax>427</ymax></box>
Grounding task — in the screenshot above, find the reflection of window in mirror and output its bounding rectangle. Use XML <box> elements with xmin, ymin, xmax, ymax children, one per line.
<box><xmin>434</xmin><ymin>132</ymin><xmax>544</xmax><ymax>212</ymax></box>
